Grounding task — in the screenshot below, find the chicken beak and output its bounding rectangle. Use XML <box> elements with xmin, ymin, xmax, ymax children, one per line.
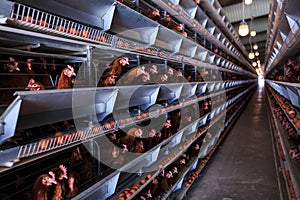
<box><xmin>51</xmin><ymin>179</ymin><xmax>57</xmax><ymax>184</ymax></box>
<box><xmin>72</xmin><ymin>72</ymin><xmax>76</xmax><ymax>76</ymax></box>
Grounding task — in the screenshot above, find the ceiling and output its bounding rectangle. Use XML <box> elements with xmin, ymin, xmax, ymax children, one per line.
<box><xmin>218</xmin><ymin>0</ymin><xmax>270</xmax><ymax>64</ymax></box>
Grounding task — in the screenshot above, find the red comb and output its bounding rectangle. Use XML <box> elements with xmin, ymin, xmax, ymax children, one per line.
<box><xmin>48</xmin><ymin>171</ymin><xmax>55</xmax><ymax>179</ymax></box>
<box><xmin>27</xmin><ymin>79</ymin><xmax>35</xmax><ymax>87</ymax></box>
<box><xmin>59</xmin><ymin>165</ymin><xmax>67</xmax><ymax>176</ymax></box>
<box><xmin>67</xmin><ymin>65</ymin><xmax>73</xmax><ymax>70</ymax></box>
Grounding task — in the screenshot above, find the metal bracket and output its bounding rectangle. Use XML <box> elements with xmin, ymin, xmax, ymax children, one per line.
<box><xmin>0</xmin><ymin>96</ymin><xmax>22</xmax><ymax>145</ymax></box>
<box><xmin>13</xmin><ymin>43</ymin><xmax>41</xmax><ymax>50</ymax></box>
<box><xmin>0</xmin><ymin>120</ymin><xmax>4</xmax><ymax>135</ymax></box>
<box><xmin>0</xmin><ymin>147</ymin><xmax>20</xmax><ymax>167</ymax></box>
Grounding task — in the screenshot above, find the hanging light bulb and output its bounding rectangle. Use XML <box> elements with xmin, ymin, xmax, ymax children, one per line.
<box><xmin>239</xmin><ymin>21</ymin><xmax>249</xmax><ymax>36</ymax></box>
<box><xmin>249</xmin><ymin>52</ymin><xmax>255</xmax><ymax>59</ymax></box>
<box><xmin>259</xmin><ymin>66</ymin><xmax>262</xmax><ymax>74</ymax></box>
<box><xmin>252</xmin><ymin>62</ymin><xmax>257</xmax><ymax>67</ymax></box>
<box><xmin>255</xmin><ymin>51</ymin><xmax>259</xmax><ymax>56</ymax></box>
<box><xmin>250</xmin><ymin>30</ymin><xmax>256</xmax><ymax>37</ymax></box>
<box><xmin>253</xmin><ymin>44</ymin><xmax>258</xmax><ymax>50</ymax></box>
<box><xmin>258</xmin><ymin>62</ymin><xmax>261</xmax><ymax>68</ymax></box>
<box><xmin>245</xmin><ymin>0</ymin><xmax>253</xmax><ymax>5</ymax></box>
<box><xmin>256</xmin><ymin>69</ymin><xmax>260</xmax><ymax>75</ymax></box>
<box><xmin>239</xmin><ymin>1</ymin><xmax>249</xmax><ymax>36</ymax></box>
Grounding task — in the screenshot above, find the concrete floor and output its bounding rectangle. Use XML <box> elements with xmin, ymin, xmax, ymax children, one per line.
<box><xmin>186</xmin><ymin>86</ymin><xmax>280</xmax><ymax>200</ymax></box>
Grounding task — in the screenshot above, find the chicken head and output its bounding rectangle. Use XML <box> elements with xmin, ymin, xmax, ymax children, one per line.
<box><xmin>42</xmin><ymin>171</ymin><xmax>57</xmax><ymax>186</ymax></box>
<box><xmin>26</xmin><ymin>79</ymin><xmax>45</xmax><ymax>91</ymax></box>
<box><xmin>119</xmin><ymin>57</ymin><xmax>129</xmax><ymax>66</ymax></box>
<box><xmin>63</xmin><ymin>65</ymin><xmax>76</xmax><ymax>77</ymax></box>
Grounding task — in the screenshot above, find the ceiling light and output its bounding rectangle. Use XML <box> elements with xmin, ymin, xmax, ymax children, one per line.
<box><xmin>239</xmin><ymin>1</ymin><xmax>249</xmax><ymax>36</ymax></box>
<box><xmin>256</xmin><ymin>68</ymin><xmax>260</xmax><ymax>74</ymax></box>
<box><xmin>258</xmin><ymin>62</ymin><xmax>261</xmax><ymax>68</ymax></box>
<box><xmin>253</xmin><ymin>44</ymin><xmax>258</xmax><ymax>50</ymax></box>
<box><xmin>252</xmin><ymin>62</ymin><xmax>257</xmax><ymax>67</ymax></box>
<box><xmin>239</xmin><ymin>21</ymin><xmax>249</xmax><ymax>36</ymax></box>
<box><xmin>255</xmin><ymin>51</ymin><xmax>259</xmax><ymax>56</ymax></box>
<box><xmin>249</xmin><ymin>52</ymin><xmax>255</xmax><ymax>59</ymax></box>
<box><xmin>245</xmin><ymin>0</ymin><xmax>253</xmax><ymax>5</ymax></box>
<box><xmin>250</xmin><ymin>30</ymin><xmax>256</xmax><ymax>37</ymax></box>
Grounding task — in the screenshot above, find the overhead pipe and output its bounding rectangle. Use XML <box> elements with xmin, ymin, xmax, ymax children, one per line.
<box><xmin>136</xmin><ymin>54</ymin><xmax>141</xmax><ymax>66</ymax></box>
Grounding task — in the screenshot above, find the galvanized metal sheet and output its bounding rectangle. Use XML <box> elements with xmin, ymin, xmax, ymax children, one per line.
<box><xmin>179</xmin><ymin>0</ymin><xmax>198</xmax><ymax>18</ymax></box>
<box><xmin>179</xmin><ymin>37</ymin><xmax>197</xmax><ymax>57</ymax></box>
<box><xmin>156</xmin><ymin>84</ymin><xmax>183</xmax><ymax>101</ymax></box>
<box><xmin>180</xmin><ymin>83</ymin><xmax>198</xmax><ymax>98</ymax></box>
<box><xmin>154</xmin><ymin>26</ymin><xmax>183</xmax><ymax>53</ymax></box>
<box><xmin>114</xmin><ymin>85</ymin><xmax>160</xmax><ymax>110</ymax></box>
<box><xmin>15</xmin><ymin>88</ymin><xmax>118</xmax><ymax>129</ymax></box>
<box><xmin>110</xmin><ymin>4</ymin><xmax>159</xmax><ymax>44</ymax></box>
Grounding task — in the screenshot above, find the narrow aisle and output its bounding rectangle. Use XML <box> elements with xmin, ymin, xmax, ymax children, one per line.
<box><xmin>186</xmin><ymin>86</ymin><xmax>280</xmax><ymax>200</ymax></box>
